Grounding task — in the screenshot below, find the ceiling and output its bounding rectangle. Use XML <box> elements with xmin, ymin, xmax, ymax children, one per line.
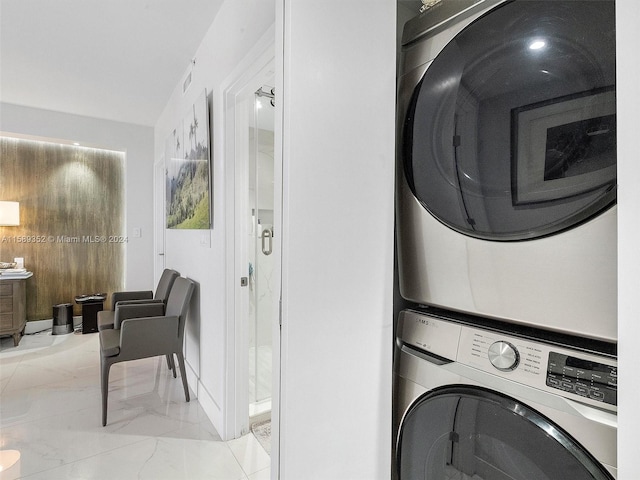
<box><xmin>1</xmin><ymin>1</ymin><xmax>424</xmax><ymax>128</ymax></box>
<box><xmin>0</xmin><ymin>0</ymin><xmax>224</xmax><ymax>127</ymax></box>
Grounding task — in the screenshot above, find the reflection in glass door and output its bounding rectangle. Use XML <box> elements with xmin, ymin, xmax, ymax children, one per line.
<box><xmin>248</xmin><ymin>85</ymin><xmax>275</xmax><ymax>418</ymax></box>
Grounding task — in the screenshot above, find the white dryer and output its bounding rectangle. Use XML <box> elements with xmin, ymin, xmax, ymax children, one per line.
<box><xmin>396</xmin><ymin>0</ymin><xmax>617</xmax><ymax>341</ymax></box>
<box><xmin>394</xmin><ymin>309</ymin><xmax>617</xmax><ymax>479</ymax></box>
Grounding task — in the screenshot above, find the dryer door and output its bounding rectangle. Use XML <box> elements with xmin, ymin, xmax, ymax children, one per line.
<box><xmin>402</xmin><ymin>0</ymin><xmax>616</xmax><ymax>241</ymax></box>
<box><xmin>397</xmin><ymin>385</ymin><xmax>613</xmax><ymax>480</ymax></box>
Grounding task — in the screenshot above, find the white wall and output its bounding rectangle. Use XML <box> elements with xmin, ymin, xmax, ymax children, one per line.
<box><xmin>276</xmin><ymin>0</ymin><xmax>396</xmax><ymax>478</ymax></box>
<box><xmin>616</xmin><ymin>0</ymin><xmax>640</xmax><ymax>476</ymax></box>
<box><xmin>153</xmin><ymin>0</ymin><xmax>275</xmax><ymax>438</ymax></box>
<box><xmin>0</xmin><ymin>102</ymin><xmax>155</xmax><ymax>290</ymax></box>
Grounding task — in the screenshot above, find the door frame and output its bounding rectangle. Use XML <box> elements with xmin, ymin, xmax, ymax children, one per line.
<box><xmin>153</xmin><ymin>157</ymin><xmax>166</xmax><ymax>285</ymax></box>
<box><xmin>223</xmin><ymin>26</ymin><xmax>279</xmax><ymax>440</ymax></box>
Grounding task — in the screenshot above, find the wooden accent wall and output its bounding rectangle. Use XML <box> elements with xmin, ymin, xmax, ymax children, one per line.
<box><xmin>0</xmin><ymin>137</ymin><xmax>125</xmax><ymax>320</ymax></box>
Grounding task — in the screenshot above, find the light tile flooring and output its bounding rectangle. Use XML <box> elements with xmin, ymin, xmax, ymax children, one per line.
<box><xmin>0</xmin><ymin>330</ymin><xmax>270</xmax><ymax>479</ymax></box>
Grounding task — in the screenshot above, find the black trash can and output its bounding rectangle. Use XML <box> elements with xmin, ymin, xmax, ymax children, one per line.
<box><xmin>52</xmin><ymin>303</ymin><xmax>74</xmax><ymax>335</ymax></box>
<box><xmin>75</xmin><ymin>294</ymin><xmax>106</xmax><ymax>334</ymax></box>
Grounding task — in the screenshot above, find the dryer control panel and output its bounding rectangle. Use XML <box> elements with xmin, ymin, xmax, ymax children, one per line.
<box><xmin>397</xmin><ymin>310</ymin><xmax>617</xmax><ymax>411</ymax></box>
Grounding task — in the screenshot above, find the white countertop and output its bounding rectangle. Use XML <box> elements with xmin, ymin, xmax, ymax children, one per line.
<box><xmin>0</xmin><ymin>270</ymin><xmax>33</xmax><ymax>280</ymax></box>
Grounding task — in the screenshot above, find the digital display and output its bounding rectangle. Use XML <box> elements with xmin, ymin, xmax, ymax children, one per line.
<box><xmin>546</xmin><ymin>352</ymin><xmax>617</xmax><ymax>406</ymax></box>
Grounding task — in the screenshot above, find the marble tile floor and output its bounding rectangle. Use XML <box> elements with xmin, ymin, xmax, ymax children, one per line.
<box><xmin>0</xmin><ymin>330</ymin><xmax>270</xmax><ymax>480</ymax></box>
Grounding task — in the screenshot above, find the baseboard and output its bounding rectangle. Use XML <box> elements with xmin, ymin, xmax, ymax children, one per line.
<box><xmin>25</xmin><ymin>316</ymin><xmax>83</xmax><ymax>334</ymax></box>
<box><xmin>195</xmin><ymin>378</ymin><xmax>225</xmax><ymax>439</ymax></box>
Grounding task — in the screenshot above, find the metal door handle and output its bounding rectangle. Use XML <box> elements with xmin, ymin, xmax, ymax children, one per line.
<box><xmin>261</xmin><ymin>229</ymin><xmax>273</xmax><ymax>255</ymax></box>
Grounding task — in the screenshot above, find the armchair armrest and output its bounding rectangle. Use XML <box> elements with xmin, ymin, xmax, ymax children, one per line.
<box><xmin>114</xmin><ymin>302</ymin><xmax>165</xmax><ymax>329</ymax></box>
<box><xmin>119</xmin><ymin>315</ymin><xmax>180</xmax><ymax>359</ymax></box>
<box><xmin>115</xmin><ymin>298</ymin><xmax>165</xmax><ymax>308</ymax></box>
<box><xmin>112</xmin><ymin>290</ymin><xmax>153</xmax><ymax>307</ymax></box>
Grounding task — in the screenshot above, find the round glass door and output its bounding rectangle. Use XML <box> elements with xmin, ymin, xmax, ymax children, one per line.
<box><xmin>403</xmin><ymin>0</ymin><xmax>616</xmax><ymax>241</ymax></box>
<box><xmin>397</xmin><ymin>386</ymin><xmax>613</xmax><ymax>480</ymax></box>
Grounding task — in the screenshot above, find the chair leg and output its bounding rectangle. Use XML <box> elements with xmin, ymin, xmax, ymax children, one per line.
<box><xmin>166</xmin><ymin>354</ymin><xmax>176</xmax><ymax>378</ymax></box>
<box><xmin>175</xmin><ymin>352</ymin><xmax>190</xmax><ymax>402</ymax></box>
<box><xmin>100</xmin><ymin>357</ymin><xmax>112</xmax><ymax>427</ymax></box>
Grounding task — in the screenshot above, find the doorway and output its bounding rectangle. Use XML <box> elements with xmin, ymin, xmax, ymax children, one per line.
<box><xmin>225</xmin><ymin>45</ymin><xmax>278</xmax><ymax>440</ymax></box>
<box><xmin>248</xmin><ymin>85</ymin><xmax>276</xmax><ymax>420</ymax></box>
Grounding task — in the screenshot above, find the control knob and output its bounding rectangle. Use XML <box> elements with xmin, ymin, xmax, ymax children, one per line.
<box><xmin>488</xmin><ymin>341</ymin><xmax>519</xmax><ymax>371</ymax></box>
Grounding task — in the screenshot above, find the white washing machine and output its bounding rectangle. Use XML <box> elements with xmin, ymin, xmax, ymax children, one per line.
<box><xmin>393</xmin><ymin>309</ymin><xmax>617</xmax><ymax>479</ymax></box>
<box><xmin>396</xmin><ymin>0</ymin><xmax>617</xmax><ymax>342</ymax></box>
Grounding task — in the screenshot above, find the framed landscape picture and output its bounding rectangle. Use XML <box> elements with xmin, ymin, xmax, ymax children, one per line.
<box><xmin>166</xmin><ymin>90</ymin><xmax>212</xmax><ymax>229</ymax></box>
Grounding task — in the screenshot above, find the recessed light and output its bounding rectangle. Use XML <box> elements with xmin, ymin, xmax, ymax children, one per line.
<box><xmin>529</xmin><ymin>40</ymin><xmax>546</xmax><ymax>50</ymax></box>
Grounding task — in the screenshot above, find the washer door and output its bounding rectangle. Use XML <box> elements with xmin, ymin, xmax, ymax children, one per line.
<box><xmin>397</xmin><ymin>386</ymin><xmax>613</xmax><ymax>480</ymax></box>
<box><xmin>403</xmin><ymin>0</ymin><xmax>616</xmax><ymax>241</ymax></box>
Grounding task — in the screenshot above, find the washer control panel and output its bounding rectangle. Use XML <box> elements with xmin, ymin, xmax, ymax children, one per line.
<box><xmin>397</xmin><ymin>310</ymin><xmax>617</xmax><ymax>410</ymax></box>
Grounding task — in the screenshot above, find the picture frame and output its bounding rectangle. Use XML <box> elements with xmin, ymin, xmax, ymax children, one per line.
<box><xmin>165</xmin><ymin>89</ymin><xmax>212</xmax><ymax>229</ymax></box>
<box><xmin>511</xmin><ymin>88</ymin><xmax>616</xmax><ymax>205</ymax></box>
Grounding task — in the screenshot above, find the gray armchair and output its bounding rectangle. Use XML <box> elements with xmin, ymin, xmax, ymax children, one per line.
<box><xmin>97</xmin><ymin>268</ymin><xmax>180</xmax><ymax>332</ymax></box>
<box><xmin>99</xmin><ymin>276</ymin><xmax>195</xmax><ymax>426</ymax></box>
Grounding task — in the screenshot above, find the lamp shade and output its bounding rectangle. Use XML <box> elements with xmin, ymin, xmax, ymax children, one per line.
<box><xmin>0</xmin><ymin>201</ymin><xmax>20</xmax><ymax>226</ymax></box>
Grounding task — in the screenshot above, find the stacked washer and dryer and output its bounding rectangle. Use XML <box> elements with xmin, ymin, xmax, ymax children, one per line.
<box><xmin>394</xmin><ymin>0</ymin><xmax>617</xmax><ymax>478</ymax></box>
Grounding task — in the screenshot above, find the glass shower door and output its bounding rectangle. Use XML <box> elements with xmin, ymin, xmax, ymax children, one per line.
<box><xmin>248</xmin><ymin>86</ymin><xmax>275</xmax><ymax>417</ymax></box>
